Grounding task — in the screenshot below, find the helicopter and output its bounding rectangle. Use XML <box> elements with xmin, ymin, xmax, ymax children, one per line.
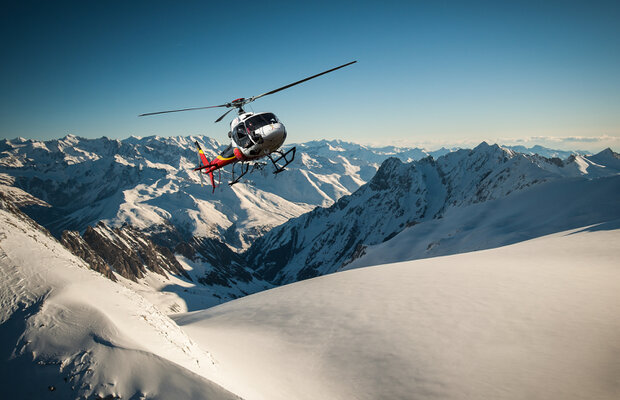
<box><xmin>139</xmin><ymin>61</ymin><xmax>357</xmax><ymax>192</ymax></box>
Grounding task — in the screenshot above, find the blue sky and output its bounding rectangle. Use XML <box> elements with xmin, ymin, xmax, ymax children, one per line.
<box><xmin>1</xmin><ymin>0</ymin><xmax>619</xmax><ymax>151</ymax></box>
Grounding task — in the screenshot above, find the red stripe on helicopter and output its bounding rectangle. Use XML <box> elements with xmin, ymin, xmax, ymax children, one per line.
<box><xmin>234</xmin><ymin>148</ymin><xmax>246</xmax><ymax>161</ymax></box>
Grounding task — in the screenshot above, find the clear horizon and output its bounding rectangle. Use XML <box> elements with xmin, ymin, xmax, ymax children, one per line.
<box><xmin>1</xmin><ymin>1</ymin><xmax>619</xmax><ymax>153</ymax></box>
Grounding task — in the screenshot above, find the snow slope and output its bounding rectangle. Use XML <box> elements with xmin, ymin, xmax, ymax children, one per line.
<box><xmin>345</xmin><ymin>174</ymin><xmax>620</xmax><ymax>270</ymax></box>
<box><xmin>0</xmin><ymin>197</ymin><xmax>238</xmax><ymax>399</ymax></box>
<box><xmin>175</xmin><ymin>225</ymin><xmax>620</xmax><ymax>400</ymax></box>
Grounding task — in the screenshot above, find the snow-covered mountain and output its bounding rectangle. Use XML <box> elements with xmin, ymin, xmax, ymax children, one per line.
<box><xmin>0</xmin><ymin>194</ymin><xmax>239</xmax><ymax>399</ymax></box>
<box><xmin>1</xmin><ymin>135</ymin><xmax>619</xmax><ymax>399</ymax></box>
<box><xmin>2</xmin><ymin>136</ymin><xmax>617</xmax><ymax>289</ymax></box>
<box><xmin>245</xmin><ymin>143</ymin><xmax>620</xmax><ymax>284</ymax></box>
<box><xmin>4</xmin><ymin>167</ymin><xmax>618</xmax><ymax>400</ymax></box>
<box><xmin>0</xmin><ymin>135</ymin><xmax>440</xmax><ymax>249</ymax></box>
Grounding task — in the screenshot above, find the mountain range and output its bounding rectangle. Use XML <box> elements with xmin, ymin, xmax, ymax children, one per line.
<box><xmin>0</xmin><ymin>135</ymin><xmax>449</xmax><ymax>249</ymax></box>
<box><xmin>1</xmin><ymin>136</ymin><xmax>618</xmax><ymax>296</ymax></box>
<box><xmin>1</xmin><ymin>135</ymin><xmax>619</xmax><ymax>399</ymax></box>
<box><xmin>246</xmin><ymin>143</ymin><xmax>620</xmax><ymax>284</ymax></box>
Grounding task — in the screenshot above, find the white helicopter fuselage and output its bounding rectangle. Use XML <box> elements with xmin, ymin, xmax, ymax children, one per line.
<box><xmin>230</xmin><ymin>112</ymin><xmax>287</xmax><ymax>159</ymax></box>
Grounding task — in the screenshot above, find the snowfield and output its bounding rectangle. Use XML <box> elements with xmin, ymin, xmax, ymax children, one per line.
<box><xmin>175</xmin><ymin>225</ymin><xmax>620</xmax><ymax>400</ymax></box>
<box><xmin>0</xmin><ymin>199</ymin><xmax>238</xmax><ymax>400</ymax></box>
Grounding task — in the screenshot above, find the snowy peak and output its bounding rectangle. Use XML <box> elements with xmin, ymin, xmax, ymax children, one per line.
<box><xmin>246</xmin><ymin>142</ymin><xmax>619</xmax><ymax>285</ymax></box>
<box><xmin>367</xmin><ymin>157</ymin><xmax>405</xmax><ymax>190</ymax></box>
<box><xmin>559</xmin><ymin>150</ymin><xmax>620</xmax><ymax>177</ymax></box>
<box><xmin>246</xmin><ymin>155</ymin><xmax>447</xmax><ymax>284</ymax></box>
<box><xmin>597</xmin><ymin>147</ymin><xmax>619</xmax><ymax>158</ymax></box>
<box><xmin>587</xmin><ymin>147</ymin><xmax>620</xmax><ymax>169</ymax></box>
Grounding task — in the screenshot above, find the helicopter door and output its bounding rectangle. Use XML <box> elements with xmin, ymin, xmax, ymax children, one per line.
<box><xmin>232</xmin><ymin>122</ymin><xmax>252</xmax><ymax>148</ymax></box>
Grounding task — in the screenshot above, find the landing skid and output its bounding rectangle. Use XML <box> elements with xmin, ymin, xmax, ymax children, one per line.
<box><xmin>229</xmin><ymin>162</ymin><xmax>250</xmax><ymax>186</ymax></box>
<box><xmin>227</xmin><ymin>147</ymin><xmax>296</xmax><ymax>187</ymax></box>
<box><xmin>268</xmin><ymin>147</ymin><xmax>296</xmax><ymax>174</ymax></box>
<box><xmin>228</xmin><ymin>162</ymin><xmax>267</xmax><ymax>186</ymax></box>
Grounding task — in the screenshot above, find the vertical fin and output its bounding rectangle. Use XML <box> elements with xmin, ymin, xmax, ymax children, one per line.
<box><xmin>195</xmin><ymin>141</ymin><xmax>210</xmax><ymax>167</ymax></box>
<box><xmin>195</xmin><ymin>140</ymin><xmax>216</xmax><ymax>191</ymax></box>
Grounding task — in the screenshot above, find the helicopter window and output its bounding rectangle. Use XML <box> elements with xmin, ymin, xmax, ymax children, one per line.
<box><xmin>232</xmin><ymin>123</ymin><xmax>252</xmax><ymax>148</ymax></box>
<box><xmin>220</xmin><ymin>144</ymin><xmax>235</xmax><ymax>159</ymax></box>
<box><xmin>245</xmin><ymin>113</ymin><xmax>278</xmax><ymax>132</ymax></box>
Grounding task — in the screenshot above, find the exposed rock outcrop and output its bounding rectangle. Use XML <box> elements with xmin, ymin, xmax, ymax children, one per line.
<box><xmin>82</xmin><ymin>222</ymin><xmax>190</xmax><ymax>282</ymax></box>
<box><xmin>175</xmin><ymin>236</ymin><xmax>257</xmax><ymax>287</ymax></box>
<box><xmin>60</xmin><ymin>230</ymin><xmax>117</xmax><ymax>281</ymax></box>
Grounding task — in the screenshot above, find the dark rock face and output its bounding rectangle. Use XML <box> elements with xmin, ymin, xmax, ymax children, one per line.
<box><xmin>174</xmin><ymin>236</ymin><xmax>257</xmax><ymax>287</ymax></box>
<box><xmin>60</xmin><ymin>230</ymin><xmax>117</xmax><ymax>282</ymax></box>
<box><xmin>81</xmin><ymin>222</ymin><xmax>189</xmax><ymax>282</ymax></box>
<box><xmin>56</xmin><ymin>219</ymin><xmax>264</xmax><ymax>291</ymax></box>
<box><xmin>135</xmin><ymin>222</ymin><xmax>263</xmax><ymax>289</ymax></box>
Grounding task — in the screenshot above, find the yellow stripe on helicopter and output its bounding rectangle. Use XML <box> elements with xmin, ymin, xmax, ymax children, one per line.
<box><xmin>217</xmin><ymin>154</ymin><xmax>236</xmax><ymax>161</ymax></box>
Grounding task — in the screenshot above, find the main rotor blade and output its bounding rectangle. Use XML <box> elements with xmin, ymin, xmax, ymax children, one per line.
<box><xmin>250</xmin><ymin>60</ymin><xmax>357</xmax><ymax>102</ymax></box>
<box><xmin>215</xmin><ymin>108</ymin><xmax>234</xmax><ymax>123</ymax></box>
<box><xmin>139</xmin><ymin>104</ymin><xmax>228</xmax><ymax>117</ymax></box>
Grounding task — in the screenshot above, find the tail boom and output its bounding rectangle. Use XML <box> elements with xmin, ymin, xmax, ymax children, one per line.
<box><xmin>193</xmin><ymin>140</ymin><xmax>239</xmax><ymax>192</ymax></box>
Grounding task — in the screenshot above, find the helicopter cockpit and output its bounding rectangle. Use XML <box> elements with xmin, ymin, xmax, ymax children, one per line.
<box><xmin>232</xmin><ymin>113</ymin><xmax>280</xmax><ymax>149</ymax></box>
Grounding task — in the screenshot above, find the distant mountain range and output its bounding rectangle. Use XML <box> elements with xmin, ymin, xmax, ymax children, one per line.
<box><xmin>503</xmin><ymin>144</ymin><xmax>588</xmax><ymax>159</ymax></box>
<box><xmin>1</xmin><ymin>135</ymin><xmax>618</xmax><ymax>299</ymax></box>
<box><xmin>0</xmin><ymin>135</ymin><xmax>447</xmax><ymax>249</ymax></box>
<box><xmin>0</xmin><ymin>135</ymin><xmax>598</xmax><ymax>246</ymax></box>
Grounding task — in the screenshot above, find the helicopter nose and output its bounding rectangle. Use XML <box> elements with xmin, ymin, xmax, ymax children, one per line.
<box><xmin>264</xmin><ymin>123</ymin><xmax>287</xmax><ymax>147</ymax></box>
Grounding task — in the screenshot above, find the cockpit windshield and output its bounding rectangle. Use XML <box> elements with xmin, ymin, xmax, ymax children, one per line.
<box><xmin>231</xmin><ymin>113</ymin><xmax>279</xmax><ymax>149</ymax></box>
<box><xmin>244</xmin><ymin>113</ymin><xmax>278</xmax><ymax>132</ymax></box>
